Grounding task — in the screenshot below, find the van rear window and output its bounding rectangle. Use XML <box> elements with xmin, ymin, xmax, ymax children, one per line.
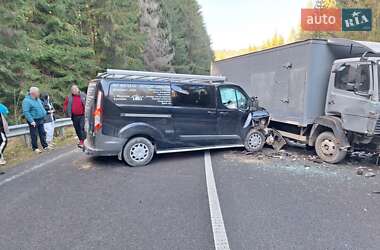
<box><xmin>109</xmin><ymin>83</ymin><xmax>172</xmax><ymax>106</ymax></box>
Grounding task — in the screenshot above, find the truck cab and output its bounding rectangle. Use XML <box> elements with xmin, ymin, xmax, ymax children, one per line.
<box><xmin>327</xmin><ymin>57</ymin><xmax>380</xmax><ymax>135</ymax></box>
<box><xmin>320</xmin><ymin>57</ymin><xmax>380</xmax><ymax>158</ymax></box>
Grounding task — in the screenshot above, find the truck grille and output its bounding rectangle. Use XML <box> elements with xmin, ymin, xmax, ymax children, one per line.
<box><xmin>375</xmin><ymin>119</ymin><xmax>380</xmax><ymax>134</ymax></box>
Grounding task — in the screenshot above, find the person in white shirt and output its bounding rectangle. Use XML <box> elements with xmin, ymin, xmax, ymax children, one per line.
<box><xmin>41</xmin><ymin>93</ymin><xmax>56</xmax><ymax>146</ymax></box>
<box><xmin>0</xmin><ymin>103</ymin><xmax>9</xmax><ymax>165</ymax></box>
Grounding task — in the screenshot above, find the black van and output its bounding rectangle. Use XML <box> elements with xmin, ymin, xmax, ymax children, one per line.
<box><xmin>84</xmin><ymin>69</ymin><xmax>273</xmax><ymax>167</ymax></box>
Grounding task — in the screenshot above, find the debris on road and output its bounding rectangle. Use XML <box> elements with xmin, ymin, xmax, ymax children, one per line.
<box><xmin>356</xmin><ymin>168</ymin><xmax>364</xmax><ymax>176</ymax></box>
<box><xmin>308</xmin><ymin>155</ymin><xmax>324</xmax><ymax>164</ymax></box>
<box><xmin>232</xmin><ymin>146</ymin><xmax>380</xmax><ymax>179</ymax></box>
<box><xmin>356</xmin><ymin>167</ymin><xmax>377</xmax><ymax>178</ymax></box>
<box><xmin>364</xmin><ymin>172</ymin><xmax>376</xmax><ymax>178</ymax></box>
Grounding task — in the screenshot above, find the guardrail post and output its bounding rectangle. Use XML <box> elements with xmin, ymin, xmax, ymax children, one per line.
<box><xmin>23</xmin><ymin>134</ymin><xmax>31</xmax><ymax>147</ymax></box>
<box><xmin>59</xmin><ymin>126</ymin><xmax>65</xmax><ymax>137</ymax></box>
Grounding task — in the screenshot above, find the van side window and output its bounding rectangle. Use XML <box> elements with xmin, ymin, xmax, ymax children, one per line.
<box><xmin>219</xmin><ymin>87</ymin><xmax>248</xmax><ymax>110</ymax></box>
<box><xmin>236</xmin><ymin>89</ymin><xmax>248</xmax><ymax>109</ymax></box>
<box><xmin>335</xmin><ymin>64</ymin><xmax>370</xmax><ymax>93</ymax></box>
<box><xmin>109</xmin><ymin>83</ymin><xmax>172</xmax><ymax>106</ymax></box>
<box><xmin>171</xmin><ymin>84</ymin><xmax>215</xmax><ymax>108</ymax></box>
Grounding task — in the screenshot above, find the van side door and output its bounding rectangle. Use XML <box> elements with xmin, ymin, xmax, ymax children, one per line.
<box><xmin>217</xmin><ymin>85</ymin><xmax>250</xmax><ymax>143</ymax></box>
<box><xmin>171</xmin><ymin>83</ymin><xmax>218</xmax><ymax>146</ymax></box>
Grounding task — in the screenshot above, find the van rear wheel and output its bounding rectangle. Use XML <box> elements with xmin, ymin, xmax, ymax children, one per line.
<box><xmin>315</xmin><ymin>131</ymin><xmax>347</xmax><ymax>164</ymax></box>
<box><xmin>123</xmin><ymin>137</ymin><xmax>154</xmax><ymax>167</ymax></box>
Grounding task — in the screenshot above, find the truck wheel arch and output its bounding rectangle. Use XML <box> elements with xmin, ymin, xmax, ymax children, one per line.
<box><xmin>309</xmin><ymin>116</ymin><xmax>350</xmax><ymax>148</ymax></box>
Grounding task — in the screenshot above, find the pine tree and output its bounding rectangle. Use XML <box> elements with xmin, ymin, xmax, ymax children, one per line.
<box><xmin>0</xmin><ymin>0</ymin><xmax>213</xmax><ymax>124</ymax></box>
<box><xmin>161</xmin><ymin>0</ymin><xmax>213</xmax><ymax>74</ymax></box>
<box><xmin>139</xmin><ymin>0</ymin><xmax>174</xmax><ymax>72</ymax></box>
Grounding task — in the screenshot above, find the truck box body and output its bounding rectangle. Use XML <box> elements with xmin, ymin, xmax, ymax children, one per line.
<box><xmin>212</xmin><ymin>39</ymin><xmax>369</xmax><ymax>127</ymax></box>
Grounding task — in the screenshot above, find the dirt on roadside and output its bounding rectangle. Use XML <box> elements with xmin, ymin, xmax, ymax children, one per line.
<box><xmin>1</xmin><ymin>127</ymin><xmax>77</xmax><ymax>170</ymax></box>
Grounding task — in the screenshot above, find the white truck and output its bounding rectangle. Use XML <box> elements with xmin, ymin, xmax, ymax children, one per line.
<box><xmin>212</xmin><ymin>38</ymin><xmax>380</xmax><ymax>163</ymax></box>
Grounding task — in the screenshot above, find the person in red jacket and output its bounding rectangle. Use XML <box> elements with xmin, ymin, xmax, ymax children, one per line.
<box><xmin>64</xmin><ymin>85</ymin><xmax>86</xmax><ymax>148</ymax></box>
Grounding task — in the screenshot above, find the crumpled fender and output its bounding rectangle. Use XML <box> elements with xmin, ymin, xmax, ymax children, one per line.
<box><xmin>265</xmin><ymin>128</ymin><xmax>287</xmax><ymax>152</ymax></box>
<box><xmin>243</xmin><ymin>109</ymin><xmax>270</xmax><ymax>128</ymax></box>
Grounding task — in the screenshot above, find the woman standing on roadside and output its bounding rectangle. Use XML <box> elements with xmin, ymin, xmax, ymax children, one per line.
<box><xmin>0</xmin><ymin>103</ymin><xmax>9</xmax><ymax>165</ymax></box>
<box><xmin>41</xmin><ymin>92</ymin><xmax>56</xmax><ymax>147</ymax></box>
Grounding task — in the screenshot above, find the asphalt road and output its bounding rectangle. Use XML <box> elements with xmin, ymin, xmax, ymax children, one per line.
<box><xmin>0</xmin><ymin>145</ymin><xmax>380</xmax><ymax>250</ymax></box>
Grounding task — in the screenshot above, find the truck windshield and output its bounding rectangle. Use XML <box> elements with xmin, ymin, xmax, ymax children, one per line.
<box><xmin>378</xmin><ymin>62</ymin><xmax>380</xmax><ymax>97</ymax></box>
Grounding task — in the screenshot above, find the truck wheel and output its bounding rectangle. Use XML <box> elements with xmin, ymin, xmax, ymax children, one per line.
<box><xmin>123</xmin><ymin>137</ymin><xmax>155</xmax><ymax>167</ymax></box>
<box><xmin>244</xmin><ymin>129</ymin><xmax>265</xmax><ymax>152</ymax></box>
<box><xmin>315</xmin><ymin>131</ymin><xmax>347</xmax><ymax>164</ymax></box>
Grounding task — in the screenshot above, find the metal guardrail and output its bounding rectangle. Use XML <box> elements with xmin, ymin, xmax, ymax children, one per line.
<box><xmin>8</xmin><ymin>118</ymin><xmax>73</xmax><ymax>138</ymax></box>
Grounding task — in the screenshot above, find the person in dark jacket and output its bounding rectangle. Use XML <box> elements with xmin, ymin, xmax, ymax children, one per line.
<box><xmin>0</xmin><ymin>103</ymin><xmax>9</xmax><ymax>165</ymax></box>
<box><xmin>64</xmin><ymin>85</ymin><xmax>86</xmax><ymax>148</ymax></box>
<box><xmin>22</xmin><ymin>87</ymin><xmax>50</xmax><ymax>153</ymax></box>
<box><xmin>41</xmin><ymin>92</ymin><xmax>55</xmax><ymax>146</ymax></box>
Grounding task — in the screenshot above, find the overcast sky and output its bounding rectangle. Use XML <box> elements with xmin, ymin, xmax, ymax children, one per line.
<box><xmin>197</xmin><ymin>0</ymin><xmax>310</xmax><ymax>50</ymax></box>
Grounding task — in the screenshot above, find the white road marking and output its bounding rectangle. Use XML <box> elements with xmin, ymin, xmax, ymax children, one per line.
<box><xmin>204</xmin><ymin>150</ymin><xmax>230</xmax><ymax>250</ymax></box>
<box><xmin>0</xmin><ymin>149</ymin><xmax>76</xmax><ymax>187</ymax></box>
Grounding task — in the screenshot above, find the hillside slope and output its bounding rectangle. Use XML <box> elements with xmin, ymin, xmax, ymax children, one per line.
<box><xmin>0</xmin><ymin>0</ymin><xmax>212</xmax><ymax>124</ymax></box>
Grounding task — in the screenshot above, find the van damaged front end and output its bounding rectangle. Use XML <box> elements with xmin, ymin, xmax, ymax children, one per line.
<box><xmin>245</xmin><ymin>107</ymin><xmax>286</xmax><ymax>152</ymax></box>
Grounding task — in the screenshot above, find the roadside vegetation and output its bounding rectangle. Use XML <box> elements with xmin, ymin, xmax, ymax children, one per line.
<box><xmin>0</xmin><ymin>0</ymin><xmax>212</xmax><ymax>125</ymax></box>
<box><xmin>1</xmin><ymin>128</ymin><xmax>76</xmax><ymax>170</ymax></box>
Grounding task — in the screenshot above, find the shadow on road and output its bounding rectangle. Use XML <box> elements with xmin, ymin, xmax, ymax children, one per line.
<box><xmin>86</xmin><ymin>151</ymin><xmax>205</xmax><ymax>169</ymax></box>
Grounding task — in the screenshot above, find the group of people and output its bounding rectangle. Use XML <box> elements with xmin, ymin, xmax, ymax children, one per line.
<box><xmin>0</xmin><ymin>85</ymin><xmax>87</xmax><ymax>166</ymax></box>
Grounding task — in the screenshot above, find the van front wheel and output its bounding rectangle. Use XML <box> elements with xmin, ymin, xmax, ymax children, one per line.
<box><xmin>123</xmin><ymin>137</ymin><xmax>155</xmax><ymax>167</ymax></box>
<box><xmin>244</xmin><ymin>129</ymin><xmax>265</xmax><ymax>152</ymax></box>
<box><xmin>315</xmin><ymin>131</ymin><xmax>347</xmax><ymax>164</ymax></box>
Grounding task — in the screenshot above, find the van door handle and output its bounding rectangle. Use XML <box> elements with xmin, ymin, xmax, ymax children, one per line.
<box><xmin>328</xmin><ymin>100</ymin><xmax>335</xmax><ymax>105</ymax></box>
<box><xmin>208</xmin><ymin>111</ymin><xmax>217</xmax><ymax>115</ymax></box>
<box><xmin>219</xmin><ymin>111</ymin><xmax>229</xmax><ymax>115</ymax></box>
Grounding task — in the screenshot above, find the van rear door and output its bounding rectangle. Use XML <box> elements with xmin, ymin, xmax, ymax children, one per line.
<box><xmin>84</xmin><ymin>80</ymin><xmax>99</xmax><ymax>144</ymax></box>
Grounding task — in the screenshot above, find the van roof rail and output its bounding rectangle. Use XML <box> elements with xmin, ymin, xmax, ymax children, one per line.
<box><xmin>97</xmin><ymin>69</ymin><xmax>226</xmax><ymax>83</ymax></box>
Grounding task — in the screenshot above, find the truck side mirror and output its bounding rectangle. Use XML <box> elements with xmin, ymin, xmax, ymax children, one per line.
<box><xmin>333</xmin><ymin>64</ymin><xmax>347</xmax><ymax>73</ymax></box>
<box><xmin>354</xmin><ymin>89</ymin><xmax>373</xmax><ymax>98</ymax></box>
<box><xmin>250</xmin><ymin>96</ymin><xmax>259</xmax><ymax>110</ymax></box>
